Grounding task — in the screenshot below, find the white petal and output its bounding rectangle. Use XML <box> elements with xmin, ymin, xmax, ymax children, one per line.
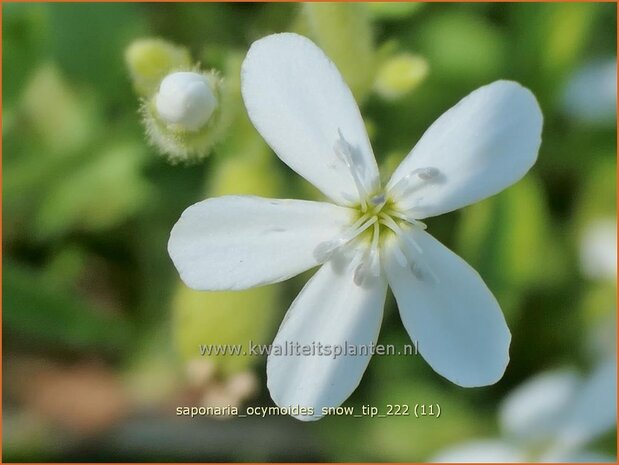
<box><xmin>267</xmin><ymin>249</ymin><xmax>387</xmax><ymax>421</ymax></box>
<box><xmin>553</xmin><ymin>358</ymin><xmax>617</xmax><ymax>451</ymax></box>
<box><xmin>579</xmin><ymin>218</ymin><xmax>617</xmax><ymax>281</ymax></box>
<box><xmin>241</xmin><ymin>33</ymin><xmax>379</xmax><ymax>206</ymax></box>
<box><xmin>431</xmin><ymin>440</ymin><xmax>526</xmax><ymax>463</ymax></box>
<box><xmin>384</xmin><ymin>228</ymin><xmax>511</xmax><ymax>387</ymax></box>
<box><xmin>500</xmin><ymin>369</ymin><xmax>580</xmax><ymax>441</ymax></box>
<box><xmin>562</xmin><ymin>58</ymin><xmax>617</xmax><ymax>125</ymax></box>
<box><xmin>387</xmin><ymin>80</ymin><xmax>543</xmax><ymax>218</ymax></box>
<box><xmin>168</xmin><ymin>196</ymin><xmax>355</xmax><ymax>291</ymax></box>
<box><xmin>544</xmin><ymin>451</ymin><xmax>617</xmax><ymax>463</ymax></box>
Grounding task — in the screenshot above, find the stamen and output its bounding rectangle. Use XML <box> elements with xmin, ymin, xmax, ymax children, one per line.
<box><xmin>379</xmin><ymin>213</ymin><xmax>423</xmax><ymax>254</ymax></box>
<box><xmin>380</xmin><ymin>215</ymin><xmax>439</xmax><ymax>284</ymax></box>
<box><xmin>354</xmin><ymin>221</ymin><xmax>381</xmax><ymax>286</ymax></box>
<box><xmin>409</xmin><ymin>258</ymin><xmax>438</xmax><ymax>284</ymax></box>
<box><xmin>335</xmin><ymin>129</ymin><xmax>369</xmax><ymax>211</ymax></box>
<box><xmin>388</xmin><ymin>166</ymin><xmax>441</xmax><ymax>200</ymax></box>
<box><xmin>392</xmin><ymin>243</ymin><xmax>409</xmax><ymax>268</ymax></box>
<box><xmin>383</xmin><ymin>209</ymin><xmax>428</xmax><ymax>229</ymax></box>
<box><xmin>410</xmin><ymin>262</ymin><xmax>425</xmax><ymax>280</ymax></box>
<box><xmin>369</xmin><ymin>220</ymin><xmax>381</xmax><ymax>276</ymax></box>
<box><xmin>314</xmin><ymin>214</ymin><xmax>377</xmax><ymax>262</ymax></box>
<box><xmin>396</xmin><ymin>207</ymin><xmax>423</xmax><ymax>220</ymax></box>
<box><xmin>398</xmin><ymin>233</ymin><xmax>438</xmax><ymax>285</ymax></box>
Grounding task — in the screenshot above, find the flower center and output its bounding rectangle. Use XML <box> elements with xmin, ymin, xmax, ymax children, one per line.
<box><xmin>315</xmin><ymin>130</ymin><xmax>440</xmax><ymax>285</ymax></box>
<box><xmin>314</xmin><ymin>190</ymin><xmax>431</xmax><ymax>284</ymax></box>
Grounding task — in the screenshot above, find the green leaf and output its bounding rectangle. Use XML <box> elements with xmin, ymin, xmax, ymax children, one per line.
<box><xmin>48</xmin><ymin>3</ymin><xmax>148</xmax><ymax>104</ymax></box>
<box><xmin>573</xmin><ymin>156</ymin><xmax>617</xmax><ymax>231</ymax></box>
<box><xmin>509</xmin><ymin>3</ymin><xmax>598</xmax><ymax>101</ymax></box>
<box><xmin>414</xmin><ymin>12</ymin><xmax>506</xmax><ymax>87</ymax></box>
<box><xmin>456</xmin><ymin>176</ymin><xmax>564</xmax><ymax>315</ymax></box>
<box><xmin>172</xmin><ymin>283</ymin><xmax>281</xmax><ymax>376</ymax></box>
<box><xmin>34</xmin><ymin>142</ymin><xmax>152</xmax><ymax>239</ymax></box>
<box><xmin>3</xmin><ymin>4</ymin><xmax>51</xmax><ymax>107</ymax></box>
<box><xmin>367</xmin><ymin>2</ymin><xmax>423</xmax><ymax>21</ymax></box>
<box><xmin>19</xmin><ymin>63</ymin><xmax>96</xmax><ymax>155</ymax></box>
<box><xmin>4</xmin><ymin>262</ymin><xmax>130</xmax><ymax>351</ymax></box>
<box><xmin>300</xmin><ymin>3</ymin><xmax>376</xmax><ymax>101</ymax></box>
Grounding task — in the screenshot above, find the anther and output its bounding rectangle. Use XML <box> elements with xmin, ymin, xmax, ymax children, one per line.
<box><xmin>388</xmin><ymin>166</ymin><xmax>441</xmax><ymax>200</ymax></box>
<box><xmin>410</xmin><ymin>260</ymin><xmax>438</xmax><ymax>284</ymax></box>
<box><xmin>313</xmin><ymin>215</ymin><xmax>377</xmax><ymax>262</ymax></box>
<box><xmin>392</xmin><ymin>243</ymin><xmax>409</xmax><ymax>268</ymax></box>
<box><xmin>379</xmin><ymin>214</ymin><xmax>423</xmax><ymax>254</ymax></box>
<box><xmin>393</xmin><ymin>236</ymin><xmax>439</xmax><ymax>284</ymax></box>
<box><xmin>415</xmin><ymin>167</ymin><xmax>440</xmax><ymax>181</ymax></box>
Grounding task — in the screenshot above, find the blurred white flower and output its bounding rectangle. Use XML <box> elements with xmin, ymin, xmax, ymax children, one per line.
<box><xmin>155</xmin><ymin>71</ymin><xmax>218</xmax><ymax>132</ymax></box>
<box><xmin>169</xmin><ymin>33</ymin><xmax>543</xmax><ymax>420</ymax></box>
<box><xmin>579</xmin><ymin>218</ymin><xmax>617</xmax><ymax>281</ymax></box>
<box><xmin>433</xmin><ymin>440</ymin><xmax>526</xmax><ymax>463</ymax></box>
<box><xmin>562</xmin><ymin>58</ymin><xmax>617</xmax><ymax>126</ymax></box>
<box><xmin>432</xmin><ymin>361</ymin><xmax>617</xmax><ymax>462</ymax></box>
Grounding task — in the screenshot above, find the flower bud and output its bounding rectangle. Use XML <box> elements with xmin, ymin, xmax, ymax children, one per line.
<box><xmin>155</xmin><ymin>71</ymin><xmax>218</xmax><ymax>132</ymax></box>
<box><xmin>21</xmin><ymin>64</ymin><xmax>94</xmax><ymax>154</ymax></box>
<box><xmin>374</xmin><ymin>53</ymin><xmax>429</xmax><ymax>100</ymax></box>
<box><xmin>130</xmin><ymin>46</ymin><xmax>243</xmax><ymax>163</ymax></box>
<box><xmin>125</xmin><ymin>38</ymin><xmax>191</xmax><ymax>97</ymax></box>
<box><xmin>141</xmin><ymin>69</ymin><xmax>223</xmax><ymax>163</ymax></box>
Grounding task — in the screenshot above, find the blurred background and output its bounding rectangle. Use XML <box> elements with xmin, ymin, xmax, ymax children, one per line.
<box><xmin>3</xmin><ymin>2</ymin><xmax>617</xmax><ymax>462</ymax></box>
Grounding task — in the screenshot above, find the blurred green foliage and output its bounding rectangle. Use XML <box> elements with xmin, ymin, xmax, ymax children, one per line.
<box><xmin>3</xmin><ymin>2</ymin><xmax>616</xmax><ymax>462</ymax></box>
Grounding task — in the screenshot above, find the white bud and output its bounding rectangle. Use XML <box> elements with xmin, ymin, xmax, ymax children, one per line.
<box><xmin>155</xmin><ymin>71</ymin><xmax>217</xmax><ymax>132</ymax></box>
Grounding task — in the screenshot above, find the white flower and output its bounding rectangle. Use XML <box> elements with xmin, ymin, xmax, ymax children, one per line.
<box><xmin>168</xmin><ymin>33</ymin><xmax>543</xmax><ymax>421</ymax></box>
<box><xmin>579</xmin><ymin>218</ymin><xmax>617</xmax><ymax>282</ymax></box>
<box><xmin>562</xmin><ymin>58</ymin><xmax>617</xmax><ymax>126</ymax></box>
<box><xmin>155</xmin><ymin>71</ymin><xmax>217</xmax><ymax>131</ymax></box>
<box><xmin>432</xmin><ymin>360</ymin><xmax>617</xmax><ymax>462</ymax></box>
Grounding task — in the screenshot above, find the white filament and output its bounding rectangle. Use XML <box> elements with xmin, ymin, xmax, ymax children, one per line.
<box><xmin>354</xmin><ymin>221</ymin><xmax>382</xmax><ymax>286</ymax></box>
<box><xmin>388</xmin><ymin>166</ymin><xmax>441</xmax><ymax>200</ymax></box>
<box><xmin>335</xmin><ymin>129</ymin><xmax>370</xmax><ymax>211</ymax></box>
<box><xmin>314</xmin><ymin>214</ymin><xmax>377</xmax><ymax>262</ymax></box>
